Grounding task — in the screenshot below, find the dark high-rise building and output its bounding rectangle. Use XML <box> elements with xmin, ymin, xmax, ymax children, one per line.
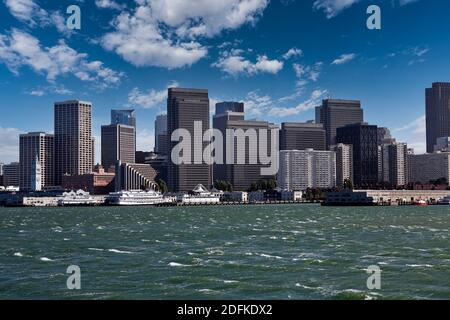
<box><xmin>426</xmin><ymin>82</ymin><xmax>450</xmax><ymax>153</ymax></box>
<box><xmin>101</xmin><ymin>124</ymin><xmax>136</xmax><ymax>172</ymax></box>
<box><xmin>2</xmin><ymin>162</ymin><xmax>20</xmax><ymax>187</ymax></box>
<box><xmin>280</xmin><ymin>122</ymin><xmax>326</xmax><ymax>151</ymax></box>
<box><xmin>54</xmin><ymin>100</ymin><xmax>93</xmax><ymax>186</ymax></box>
<box><xmin>154</xmin><ymin>114</ymin><xmax>168</xmax><ymax>155</ymax></box>
<box><xmin>215</xmin><ymin>102</ymin><xmax>244</xmax><ymax>115</ymax></box>
<box><xmin>19</xmin><ymin>132</ymin><xmax>54</xmax><ymax>191</ymax></box>
<box><xmin>336</xmin><ymin>123</ymin><xmax>378</xmax><ymax>187</ymax></box>
<box><xmin>315</xmin><ymin>99</ymin><xmax>364</xmax><ymax>149</ymax></box>
<box><xmin>111</xmin><ymin>109</ymin><xmax>136</xmax><ymax>128</ymax></box>
<box><xmin>167</xmin><ymin>88</ymin><xmax>211</xmax><ymax>192</ymax></box>
<box><xmin>213</xmin><ymin>104</ymin><xmax>278</xmax><ymax>191</ymax></box>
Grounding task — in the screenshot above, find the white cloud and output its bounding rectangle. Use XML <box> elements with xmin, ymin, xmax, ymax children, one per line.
<box><xmin>0</xmin><ymin>29</ymin><xmax>123</xmax><ymax>89</ymax></box>
<box><xmin>241</xmin><ymin>88</ymin><xmax>327</xmax><ymax>118</ymax></box>
<box><xmin>282</xmin><ymin>48</ymin><xmax>303</xmax><ymax>60</ymax></box>
<box><xmin>27</xmin><ymin>85</ymin><xmax>73</xmax><ymax>96</ymax></box>
<box><xmin>394</xmin><ymin>115</ymin><xmax>426</xmax><ymax>154</ymax></box>
<box><xmin>95</xmin><ymin>0</ymin><xmax>125</xmax><ymax>10</ymax></box>
<box><xmin>128</xmin><ymin>82</ymin><xmax>179</xmax><ymax>109</ymax></box>
<box><xmin>213</xmin><ymin>51</ymin><xmax>284</xmax><ymax>76</ymax></box>
<box><xmin>149</xmin><ymin>0</ymin><xmax>269</xmax><ymax>38</ymax></box>
<box><xmin>0</xmin><ymin>127</ymin><xmax>22</xmax><ymax>163</ymax></box>
<box><xmin>4</xmin><ymin>0</ymin><xmax>71</xmax><ymax>36</ymax></box>
<box><xmin>313</xmin><ymin>0</ymin><xmax>359</xmax><ymax>19</ymax></box>
<box><xmin>101</xmin><ymin>0</ymin><xmax>269</xmax><ymax>69</ymax></box>
<box><xmin>268</xmin><ymin>89</ymin><xmax>327</xmax><ymax>117</ymax></box>
<box><xmin>293</xmin><ymin>62</ymin><xmax>322</xmax><ymax>83</ymax></box>
<box><xmin>331</xmin><ymin>53</ymin><xmax>356</xmax><ymax>65</ymax></box>
<box><xmin>137</xmin><ymin>129</ymin><xmax>155</xmax><ymax>152</ymax></box>
<box><xmin>313</xmin><ymin>0</ymin><xmax>422</xmax><ymax>18</ymax></box>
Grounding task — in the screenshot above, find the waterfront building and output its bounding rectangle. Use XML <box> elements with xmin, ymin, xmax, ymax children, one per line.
<box><xmin>19</xmin><ymin>132</ymin><xmax>54</xmax><ymax>191</ymax></box>
<box><xmin>315</xmin><ymin>99</ymin><xmax>364</xmax><ymax>149</ymax></box>
<box><xmin>167</xmin><ymin>88</ymin><xmax>211</xmax><ymax>192</ymax></box>
<box><xmin>213</xmin><ymin>103</ymin><xmax>278</xmax><ymax>191</ymax></box>
<box><xmin>278</xmin><ymin>149</ymin><xmax>336</xmax><ymax>191</ymax></box>
<box><xmin>54</xmin><ymin>100</ymin><xmax>93</xmax><ymax>186</ymax></box>
<box><xmin>379</xmin><ymin>142</ymin><xmax>409</xmax><ymax>187</ymax></box>
<box><xmin>408</xmin><ymin>152</ymin><xmax>450</xmax><ymax>186</ymax></box>
<box><xmin>279</xmin><ymin>122</ymin><xmax>326</xmax><ymax>151</ymax></box>
<box><xmin>101</xmin><ymin>124</ymin><xmax>136</xmax><ymax>172</ymax></box>
<box><xmin>336</xmin><ymin>123</ymin><xmax>378</xmax><ymax>187</ymax></box>
<box><xmin>335</xmin><ymin>143</ymin><xmax>353</xmax><ymax>186</ymax></box>
<box><xmin>0</xmin><ymin>162</ymin><xmax>3</xmax><ymax>175</ymax></box>
<box><xmin>61</xmin><ymin>165</ymin><xmax>115</xmax><ymax>195</ymax></box>
<box><xmin>222</xmin><ymin>191</ymin><xmax>249</xmax><ymax>203</ymax></box>
<box><xmin>426</xmin><ymin>83</ymin><xmax>450</xmax><ymax>153</ymax></box>
<box><xmin>154</xmin><ymin>114</ymin><xmax>168</xmax><ymax>156</ymax></box>
<box><xmin>3</xmin><ymin>162</ymin><xmax>20</xmax><ymax>187</ymax></box>
<box><xmin>434</xmin><ymin>137</ymin><xmax>450</xmax><ymax>152</ymax></box>
<box><xmin>115</xmin><ymin>161</ymin><xmax>158</xmax><ymax>191</ymax></box>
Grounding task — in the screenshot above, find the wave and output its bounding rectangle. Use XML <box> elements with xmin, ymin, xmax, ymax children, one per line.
<box><xmin>108</xmin><ymin>249</ymin><xmax>133</xmax><ymax>254</ymax></box>
<box><xmin>40</xmin><ymin>257</ymin><xmax>54</xmax><ymax>262</ymax></box>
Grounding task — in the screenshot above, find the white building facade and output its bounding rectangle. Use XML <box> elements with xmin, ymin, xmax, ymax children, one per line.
<box><xmin>278</xmin><ymin>149</ymin><xmax>336</xmax><ymax>191</ymax></box>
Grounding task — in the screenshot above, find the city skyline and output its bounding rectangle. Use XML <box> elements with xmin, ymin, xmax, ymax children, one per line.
<box><xmin>1</xmin><ymin>0</ymin><xmax>448</xmax><ymax>164</ymax></box>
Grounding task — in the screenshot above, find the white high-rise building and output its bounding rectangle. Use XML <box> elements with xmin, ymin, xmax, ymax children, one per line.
<box><xmin>19</xmin><ymin>132</ymin><xmax>54</xmax><ymax>191</ymax></box>
<box><xmin>54</xmin><ymin>100</ymin><xmax>93</xmax><ymax>186</ymax></box>
<box><xmin>278</xmin><ymin>149</ymin><xmax>336</xmax><ymax>191</ymax></box>
<box><xmin>335</xmin><ymin>143</ymin><xmax>353</xmax><ymax>186</ymax></box>
<box><xmin>408</xmin><ymin>152</ymin><xmax>450</xmax><ymax>185</ymax></box>
<box><xmin>380</xmin><ymin>142</ymin><xmax>408</xmax><ymax>187</ymax></box>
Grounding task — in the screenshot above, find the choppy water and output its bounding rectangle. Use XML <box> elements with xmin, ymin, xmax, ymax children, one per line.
<box><xmin>1</xmin><ymin>204</ymin><xmax>450</xmax><ymax>300</ymax></box>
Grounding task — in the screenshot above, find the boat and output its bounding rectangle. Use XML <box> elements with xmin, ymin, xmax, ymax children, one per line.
<box><xmin>107</xmin><ymin>190</ymin><xmax>165</xmax><ymax>206</ymax></box>
<box><xmin>58</xmin><ymin>190</ymin><xmax>103</xmax><ymax>206</ymax></box>
<box><xmin>413</xmin><ymin>199</ymin><xmax>428</xmax><ymax>206</ymax></box>
<box><xmin>176</xmin><ymin>184</ymin><xmax>221</xmax><ymax>205</ymax></box>
<box><xmin>437</xmin><ymin>196</ymin><xmax>450</xmax><ymax>205</ymax></box>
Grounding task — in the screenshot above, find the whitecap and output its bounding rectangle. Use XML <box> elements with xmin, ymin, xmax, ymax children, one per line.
<box><xmin>406</xmin><ymin>264</ymin><xmax>433</xmax><ymax>268</ymax></box>
<box><xmin>40</xmin><ymin>257</ymin><xmax>53</xmax><ymax>262</ymax></box>
<box><xmin>108</xmin><ymin>249</ymin><xmax>133</xmax><ymax>254</ymax></box>
<box><xmin>260</xmin><ymin>253</ymin><xmax>282</xmax><ymax>259</ymax></box>
<box><xmin>168</xmin><ymin>262</ymin><xmax>191</xmax><ymax>267</ymax></box>
<box><xmin>88</xmin><ymin>248</ymin><xmax>104</xmax><ymax>252</ymax></box>
<box><xmin>14</xmin><ymin>252</ymin><xmax>23</xmax><ymax>257</ymax></box>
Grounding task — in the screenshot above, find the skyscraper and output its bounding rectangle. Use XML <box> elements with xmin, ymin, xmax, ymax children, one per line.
<box><xmin>380</xmin><ymin>142</ymin><xmax>408</xmax><ymax>187</ymax></box>
<box><xmin>154</xmin><ymin>114</ymin><xmax>168</xmax><ymax>155</ymax></box>
<box><xmin>213</xmin><ymin>105</ymin><xmax>278</xmax><ymax>191</ymax></box>
<box><xmin>315</xmin><ymin>99</ymin><xmax>364</xmax><ymax>149</ymax></box>
<box><xmin>167</xmin><ymin>88</ymin><xmax>211</xmax><ymax>192</ymax></box>
<box><xmin>19</xmin><ymin>132</ymin><xmax>54</xmax><ymax>191</ymax></box>
<box><xmin>336</xmin><ymin>123</ymin><xmax>378</xmax><ymax>187</ymax></box>
<box><xmin>335</xmin><ymin>143</ymin><xmax>353</xmax><ymax>186</ymax></box>
<box><xmin>111</xmin><ymin>109</ymin><xmax>136</xmax><ymax>127</ymax></box>
<box><xmin>3</xmin><ymin>162</ymin><xmax>20</xmax><ymax>187</ymax></box>
<box><xmin>278</xmin><ymin>149</ymin><xmax>336</xmax><ymax>191</ymax></box>
<box><xmin>426</xmin><ymin>82</ymin><xmax>450</xmax><ymax>153</ymax></box>
<box><xmin>279</xmin><ymin>122</ymin><xmax>326</xmax><ymax>151</ymax></box>
<box><xmin>54</xmin><ymin>100</ymin><xmax>93</xmax><ymax>186</ymax></box>
<box><xmin>101</xmin><ymin>124</ymin><xmax>136</xmax><ymax>172</ymax></box>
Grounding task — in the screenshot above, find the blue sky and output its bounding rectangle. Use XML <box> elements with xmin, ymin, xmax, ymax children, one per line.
<box><xmin>0</xmin><ymin>0</ymin><xmax>448</xmax><ymax>163</ymax></box>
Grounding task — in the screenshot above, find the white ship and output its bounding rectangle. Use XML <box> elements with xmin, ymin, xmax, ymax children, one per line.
<box><xmin>58</xmin><ymin>190</ymin><xmax>103</xmax><ymax>206</ymax></box>
<box><xmin>107</xmin><ymin>190</ymin><xmax>165</xmax><ymax>206</ymax></box>
<box><xmin>176</xmin><ymin>184</ymin><xmax>221</xmax><ymax>205</ymax></box>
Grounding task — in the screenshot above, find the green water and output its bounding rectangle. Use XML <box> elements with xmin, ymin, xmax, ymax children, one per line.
<box><xmin>0</xmin><ymin>204</ymin><xmax>449</xmax><ymax>300</ymax></box>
